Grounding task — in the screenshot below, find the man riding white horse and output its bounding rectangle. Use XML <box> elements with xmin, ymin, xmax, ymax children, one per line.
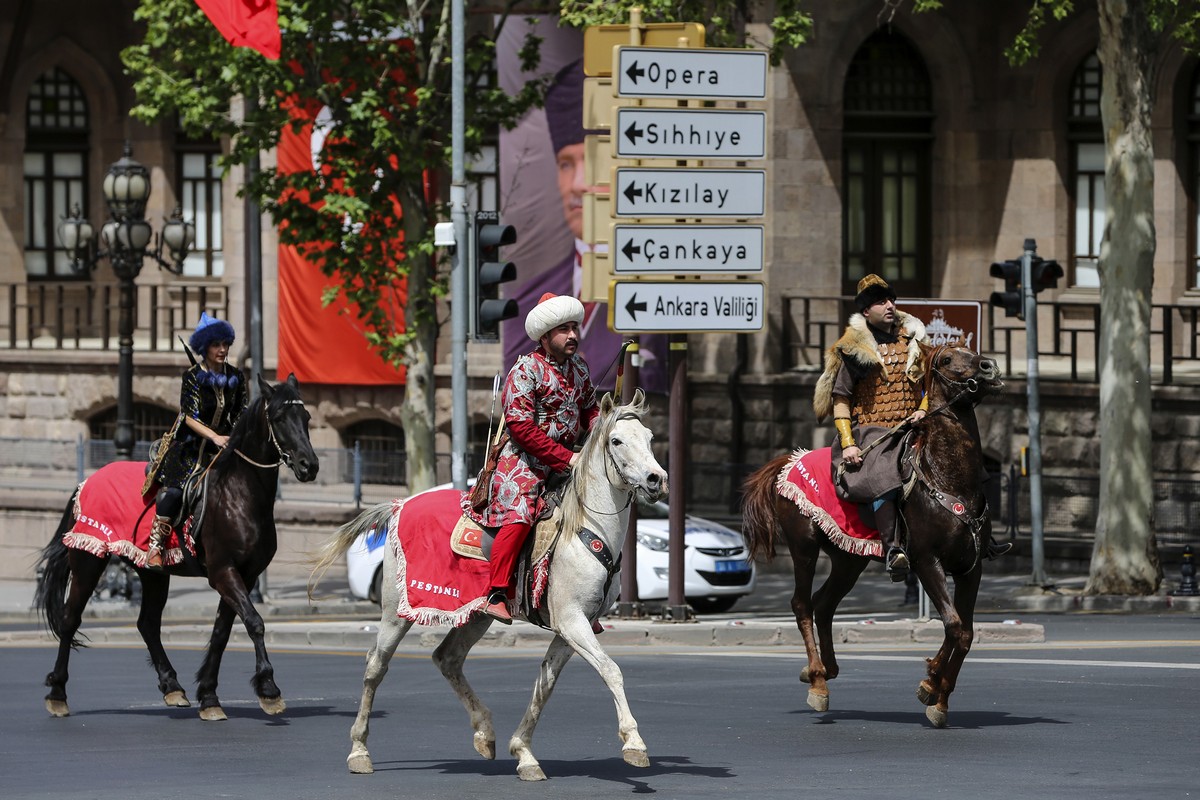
<box><xmin>463</xmin><ymin>292</ymin><xmax>600</xmax><ymax>624</ymax></box>
<box><xmin>815</xmin><ymin>274</ymin><xmax>1011</xmax><ymax>581</ymax></box>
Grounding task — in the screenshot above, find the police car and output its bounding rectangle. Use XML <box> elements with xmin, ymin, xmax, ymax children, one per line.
<box><xmin>344</xmin><ymin>495</ymin><xmax>756</xmax><ymax>614</ymax></box>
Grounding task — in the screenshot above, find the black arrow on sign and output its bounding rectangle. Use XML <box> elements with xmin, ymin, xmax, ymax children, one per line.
<box><xmin>625</xmin><ymin>293</ymin><xmax>648</xmax><ymax>321</ymax></box>
<box><xmin>625</xmin><ymin>61</ymin><xmax>645</xmax><ymax>84</ymax></box>
<box><xmin>621</xmin><ymin>239</ymin><xmax>641</xmax><ymax>262</ymax></box>
<box><xmin>623</xmin><ymin>183</ymin><xmax>643</xmax><ymax>204</ymax></box>
<box><xmin>624</xmin><ymin>122</ymin><xmax>644</xmax><ymax>146</ymax></box>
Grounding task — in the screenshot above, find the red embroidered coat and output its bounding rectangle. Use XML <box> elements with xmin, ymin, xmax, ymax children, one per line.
<box><xmin>466</xmin><ymin>348</ymin><xmax>600</xmax><ymax>527</ymax></box>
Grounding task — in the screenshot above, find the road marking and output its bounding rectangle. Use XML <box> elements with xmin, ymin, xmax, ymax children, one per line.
<box><xmin>698</xmin><ymin>652</ymin><xmax>1200</xmax><ymax>670</ymax></box>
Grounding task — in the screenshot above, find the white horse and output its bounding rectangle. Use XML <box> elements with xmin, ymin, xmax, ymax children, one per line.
<box><xmin>312</xmin><ymin>389</ymin><xmax>667</xmax><ymax>781</ymax></box>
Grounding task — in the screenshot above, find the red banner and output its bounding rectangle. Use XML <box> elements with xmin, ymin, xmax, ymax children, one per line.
<box><xmin>276</xmin><ymin>98</ymin><xmax>407</xmax><ymax>386</ymax></box>
<box><xmin>196</xmin><ymin>0</ymin><xmax>281</xmax><ymax>60</ymax></box>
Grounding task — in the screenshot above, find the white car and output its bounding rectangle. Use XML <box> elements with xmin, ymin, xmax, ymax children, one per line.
<box><xmin>345</xmin><ymin>495</ymin><xmax>756</xmax><ymax>614</ymax></box>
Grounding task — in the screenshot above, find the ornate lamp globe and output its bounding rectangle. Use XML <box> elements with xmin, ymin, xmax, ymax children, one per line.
<box><xmin>102</xmin><ymin>142</ymin><xmax>151</xmax><ymax>221</ymax></box>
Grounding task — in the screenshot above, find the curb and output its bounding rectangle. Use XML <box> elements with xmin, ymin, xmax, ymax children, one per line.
<box><xmin>0</xmin><ymin>618</ymin><xmax>1045</xmax><ymax>648</ymax></box>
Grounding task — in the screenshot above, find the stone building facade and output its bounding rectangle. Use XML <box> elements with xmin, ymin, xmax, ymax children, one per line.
<box><xmin>2</xmin><ymin>2</ymin><xmax>1200</xmax><ymax>579</ymax></box>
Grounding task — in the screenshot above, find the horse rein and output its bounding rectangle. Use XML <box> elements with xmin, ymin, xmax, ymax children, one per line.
<box><xmin>234</xmin><ymin>398</ymin><xmax>306</xmax><ymax>470</ymax></box>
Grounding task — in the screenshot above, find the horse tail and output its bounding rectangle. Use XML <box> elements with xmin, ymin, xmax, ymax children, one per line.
<box><xmin>308</xmin><ymin>501</ymin><xmax>395</xmax><ymax>599</ymax></box>
<box><xmin>34</xmin><ymin>487</ymin><xmax>81</xmax><ymax>644</ymax></box>
<box><xmin>740</xmin><ymin>454</ymin><xmax>791</xmax><ymax>563</ymax></box>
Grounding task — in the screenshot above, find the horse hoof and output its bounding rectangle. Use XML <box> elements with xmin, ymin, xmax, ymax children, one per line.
<box><xmin>623</xmin><ymin>748</ymin><xmax>650</xmax><ymax>768</ymax></box>
<box><xmin>163</xmin><ymin>691</ymin><xmax>191</xmax><ymax>708</ymax></box>
<box><xmin>799</xmin><ymin>666</ymin><xmax>810</xmax><ymax>684</ymax></box>
<box><xmin>807</xmin><ymin>690</ymin><xmax>829</xmax><ymax>712</ymax></box>
<box><xmin>347</xmin><ymin>753</ymin><xmax>374</xmax><ymax>774</ymax></box>
<box><xmin>473</xmin><ymin>732</ymin><xmax>496</xmax><ymax>760</ymax></box>
<box><xmin>926</xmin><ymin>706</ymin><xmax>948</xmax><ymax>728</ymax></box>
<box><xmin>259</xmin><ymin>696</ymin><xmax>286</xmax><ymax>716</ymax></box>
<box><xmin>45</xmin><ymin>699</ymin><xmax>70</xmax><ymax>717</ymax></box>
<box><xmin>916</xmin><ymin>681</ymin><xmax>937</xmax><ymax>706</ymax></box>
<box><xmin>199</xmin><ymin>706</ymin><xmax>227</xmax><ymax>721</ymax></box>
<box><xmin>517</xmin><ymin>764</ymin><xmax>547</xmax><ymax>782</ymax></box>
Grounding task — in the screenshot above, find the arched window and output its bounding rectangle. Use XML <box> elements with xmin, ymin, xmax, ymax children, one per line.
<box><xmin>24</xmin><ymin>68</ymin><xmax>89</xmax><ymax>279</ymax></box>
<box><xmin>842</xmin><ymin>30</ymin><xmax>933</xmax><ymax>298</ymax></box>
<box><xmin>1068</xmin><ymin>53</ymin><xmax>1104</xmax><ymax>289</ymax></box>
<box><xmin>175</xmin><ymin>117</ymin><xmax>224</xmax><ymax>278</ymax></box>
<box><xmin>342</xmin><ymin>419</ymin><xmax>406</xmax><ymax>484</ymax></box>
<box><xmin>89</xmin><ymin>404</ymin><xmax>179</xmax><ymax>460</ymax></box>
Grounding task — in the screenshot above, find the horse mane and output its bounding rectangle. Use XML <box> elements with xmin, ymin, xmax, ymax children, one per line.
<box><xmin>559</xmin><ymin>392</ymin><xmax>648</xmax><ymax>537</ymax></box>
<box><xmin>208</xmin><ymin>381</ymin><xmax>299</xmax><ymax>476</ymax></box>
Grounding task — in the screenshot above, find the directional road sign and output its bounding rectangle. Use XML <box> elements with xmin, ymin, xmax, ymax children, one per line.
<box><xmin>609</xmin><ymin>281</ymin><xmax>764</xmax><ymax>333</ymax></box>
<box><xmin>612</xmin><ymin>224</ymin><xmax>764</xmax><ymax>274</ymax></box>
<box><xmin>613</xmin><ymin>168</ymin><xmax>765</xmax><ymax>218</ymax></box>
<box><xmin>615</xmin><ymin>47</ymin><xmax>768</xmax><ymax>100</ymax></box>
<box><xmin>613</xmin><ymin>108</ymin><xmax>766</xmax><ymax>160</ymax></box>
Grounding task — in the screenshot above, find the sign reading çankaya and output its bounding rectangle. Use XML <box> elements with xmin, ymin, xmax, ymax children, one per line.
<box><xmin>614</xmin><ymin>47</ymin><xmax>769</xmax><ymax>100</ymax></box>
<box><xmin>611</xmin><ymin>224</ymin><xmax>764</xmax><ymax>274</ymax></box>
<box><xmin>613</xmin><ymin>168</ymin><xmax>766</xmax><ymax>218</ymax></box>
<box><xmin>613</xmin><ymin>108</ymin><xmax>766</xmax><ymax>160</ymax></box>
<box><xmin>609</xmin><ymin>281</ymin><xmax>765</xmax><ymax>333</ymax></box>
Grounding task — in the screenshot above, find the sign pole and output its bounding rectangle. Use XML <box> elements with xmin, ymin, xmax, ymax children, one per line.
<box><xmin>1022</xmin><ymin>238</ymin><xmax>1047</xmax><ymax>586</ymax></box>
<box><xmin>667</xmin><ymin>335</ymin><xmax>692</xmax><ymax>620</ymax></box>
<box><xmin>617</xmin><ymin>11</ymin><xmax>645</xmax><ymax>621</ymax></box>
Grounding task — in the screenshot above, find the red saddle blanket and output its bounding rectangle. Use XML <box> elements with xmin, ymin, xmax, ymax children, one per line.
<box><xmin>775</xmin><ymin>448</ymin><xmax>883</xmax><ymax>558</ymax></box>
<box><xmin>388</xmin><ymin>488</ymin><xmax>497</xmax><ymax>627</ymax></box>
<box><xmin>63</xmin><ymin>460</ymin><xmax>193</xmax><ymax>569</ymax></box>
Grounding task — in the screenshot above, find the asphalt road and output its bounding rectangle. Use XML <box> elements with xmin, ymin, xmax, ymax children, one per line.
<box><xmin>3</xmin><ymin>614</ymin><xmax>1198</xmax><ymax>800</ymax></box>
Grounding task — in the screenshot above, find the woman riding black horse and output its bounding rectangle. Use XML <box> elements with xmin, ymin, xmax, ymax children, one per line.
<box><xmin>144</xmin><ymin>313</ymin><xmax>248</xmax><ymax>569</ymax></box>
<box><xmin>36</xmin><ymin>374</ymin><xmax>318</xmax><ymax>719</ymax></box>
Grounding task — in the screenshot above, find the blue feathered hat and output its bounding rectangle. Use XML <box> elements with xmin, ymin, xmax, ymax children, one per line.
<box><xmin>189</xmin><ymin>312</ymin><xmax>236</xmax><ymax>355</ymax></box>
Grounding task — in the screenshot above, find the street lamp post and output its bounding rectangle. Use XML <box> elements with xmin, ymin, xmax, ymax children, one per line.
<box><xmin>57</xmin><ymin>142</ymin><xmax>195</xmax><ymax>459</ymax></box>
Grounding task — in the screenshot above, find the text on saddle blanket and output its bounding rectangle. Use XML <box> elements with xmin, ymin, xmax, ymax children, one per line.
<box><xmin>776</xmin><ymin>448</ymin><xmax>884</xmax><ymax>559</ymax></box>
<box><xmin>63</xmin><ymin>460</ymin><xmax>195</xmax><ymax>567</ymax></box>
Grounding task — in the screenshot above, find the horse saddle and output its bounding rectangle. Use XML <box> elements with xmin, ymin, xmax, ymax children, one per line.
<box><xmin>449</xmin><ymin>500</ymin><xmax>564</xmax><ymax>564</ymax></box>
<box><xmin>450</xmin><ymin>515</ymin><xmax>487</xmax><ymax>561</ymax></box>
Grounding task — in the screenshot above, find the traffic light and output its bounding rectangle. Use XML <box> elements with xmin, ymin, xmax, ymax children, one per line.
<box><xmin>1030</xmin><ymin>257</ymin><xmax>1063</xmax><ymax>293</ymax></box>
<box><xmin>471</xmin><ymin>211</ymin><xmax>518</xmax><ymax>341</ymax></box>
<box><xmin>989</xmin><ymin>259</ymin><xmax>1024</xmax><ymax>319</ymax></box>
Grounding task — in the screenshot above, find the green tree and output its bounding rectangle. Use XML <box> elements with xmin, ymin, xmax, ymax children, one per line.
<box><xmin>124</xmin><ymin>0</ymin><xmax>548</xmax><ymax>492</ymax></box>
<box><xmin>913</xmin><ymin>0</ymin><xmax>1200</xmax><ymax>593</ymax></box>
<box><xmin>125</xmin><ymin>1</ymin><xmax>814</xmax><ymax>492</ymax></box>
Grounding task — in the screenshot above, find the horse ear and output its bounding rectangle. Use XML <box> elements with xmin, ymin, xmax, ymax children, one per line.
<box><xmin>600</xmin><ymin>392</ymin><xmax>615</xmax><ymax>416</ymax></box>
<box><xmin>632</xmin><ymin>387</ymin><xmax>645</xmax><ymax>408</ymax></box>
<box><xmin>287</xmin><ymin>372</ymin><xmax>299</xmax><ymax>390</ymax></box>
<box><xmin>918</xmin><ymin>340</ymin><xmax>933</xmax><ymax>357</ymax></box>
<box><xmin>257</xmin><ymin>373</ymin><xmax>273</xmax><ymax>398</ymax></box>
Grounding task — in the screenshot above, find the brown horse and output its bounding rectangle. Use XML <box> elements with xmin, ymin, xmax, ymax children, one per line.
<box><xmin>740</xmin><ymin>343</ymin><xmax>1003</xmax><ymax>727</ymax></box>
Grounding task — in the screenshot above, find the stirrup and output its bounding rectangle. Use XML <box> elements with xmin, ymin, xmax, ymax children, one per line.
<box><xmin>886</xmin><ymin>547</ymin><xmax>909</xmax><ymax>582</ymax></box>
<box><xmin>985</xmin><ymin>539</ymin><xmax>1013</xmax><ymax>560</ymax></box>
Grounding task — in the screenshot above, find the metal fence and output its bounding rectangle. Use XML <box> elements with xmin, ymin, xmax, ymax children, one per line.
<box><xmin>5</xmin><ymin>438</ymin><xmax>1196</xmax><ymax>553</ymax></box>
<box><xmin>0</xmin><ymin>435</ymin><xmax>467</xmax><ymax>508</ymax></box>
<box><xmin>781</xmin><ymin>294</ymin><xmax>1200</xmax><ymax>384</ymax></box>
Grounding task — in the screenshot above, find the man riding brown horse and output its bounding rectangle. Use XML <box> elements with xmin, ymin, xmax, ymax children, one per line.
<box><xmin>814</xmin><ymin>274</ymin><xmax>1011</xmax><ymax>581</ymax></box>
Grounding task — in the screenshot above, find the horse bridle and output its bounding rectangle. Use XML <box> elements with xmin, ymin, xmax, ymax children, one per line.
<box><xmin>234</xmin><ymin>398</ymin><xmax>306</xmax><ymax>470</ymax></box>
<box><xmin>576</xmin><ymin>410</ymin><xmax>643</xmax><ymax>517</ymax></box>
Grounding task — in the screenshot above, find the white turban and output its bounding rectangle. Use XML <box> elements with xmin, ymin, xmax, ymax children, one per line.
<box><xmin>525</xmin><ymin>293</ymin><xmax>585</xmax><ymax>341</ymax></box>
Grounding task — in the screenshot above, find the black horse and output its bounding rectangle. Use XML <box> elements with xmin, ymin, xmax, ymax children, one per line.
<box><xmin>35</xmin><ymin>373</ymin><xmax>318</xmax><ymax>720</ymax></box>
<box><xmin>740</xmin><ymin>343</ymin><xmax>1004</xmax><ymax>728</ymax></box>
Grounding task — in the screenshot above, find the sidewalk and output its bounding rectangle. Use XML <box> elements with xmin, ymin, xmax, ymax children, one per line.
<box><xmin>3</xmin><ymin>566</ymin><xmax>1196</xmax><ymax>650</ymax></box>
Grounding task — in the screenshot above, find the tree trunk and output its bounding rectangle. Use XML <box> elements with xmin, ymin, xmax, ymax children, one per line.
<box><xmin>399</xmin><ymin>192</ymin><xmax>438</xmax><ymax>493</ymax></box>
<box><xmin>1087</xmin><ymin>0</ymin><xmax>1161</xmax><ymax>594</ymax></box>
